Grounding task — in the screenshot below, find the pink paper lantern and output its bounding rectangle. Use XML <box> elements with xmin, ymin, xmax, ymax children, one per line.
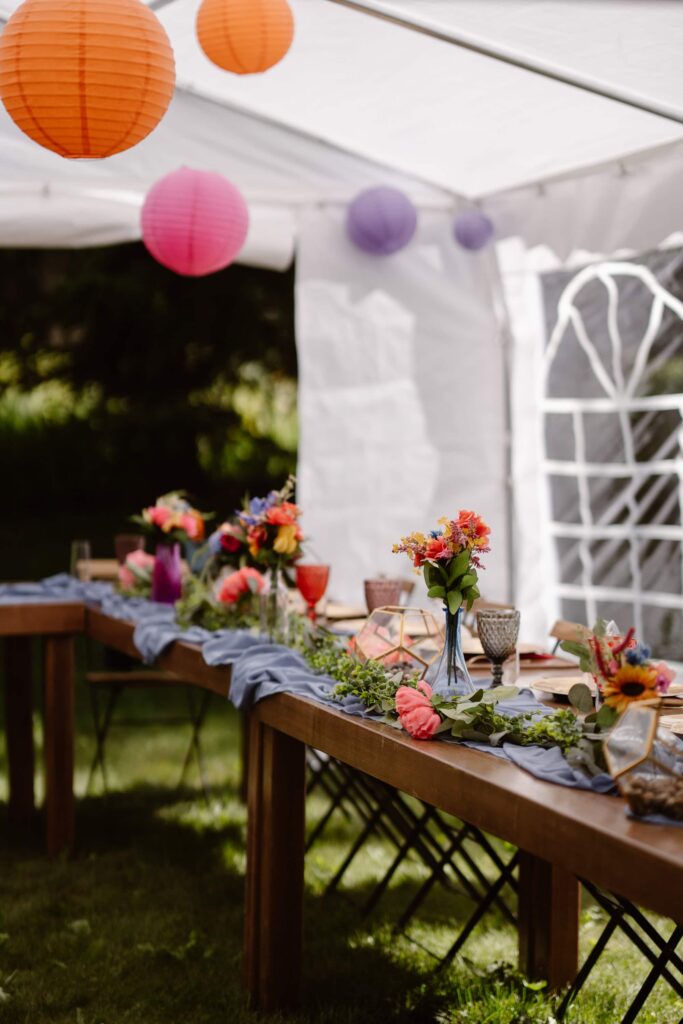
<box><xmin>141</xmin><ymin>167</ymin><xmax>249</xmax><ymax>276</ymax></box>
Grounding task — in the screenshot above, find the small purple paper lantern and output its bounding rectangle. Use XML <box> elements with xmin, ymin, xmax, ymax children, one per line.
<box><xmin>454</xmin><ymin>210</ymin><xmax>494</xmax><ymax>251</ymax></box>
<box><xmin>346</xmin><ymin>186</ymin><xmax>417</xmax><ymax>255</ymax></box>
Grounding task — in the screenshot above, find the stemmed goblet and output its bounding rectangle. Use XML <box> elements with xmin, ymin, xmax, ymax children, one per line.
<box><xmin>476</xmin><ymin>609</ymin><xmax>520</xmax><ymax>687</ymax></box>
<box><xmin>296</xmin><ymin>564</ymin><xmax>330</xmax><ymax>622</ymax></box>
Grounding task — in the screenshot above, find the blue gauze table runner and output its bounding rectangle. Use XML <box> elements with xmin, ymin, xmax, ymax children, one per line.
<box><xmin>2</xmin><ymin>574</ymin><xmax>681</xmax><ymax>825</ymax></box>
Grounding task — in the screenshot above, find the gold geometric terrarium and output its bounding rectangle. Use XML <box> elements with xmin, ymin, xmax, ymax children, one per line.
<box><xmin>354</xmin><ymin>606</ymin><xmax>444</xmax><ymax>679</ymax></box>
<box><xmin>604</xmin><ymin>700</ymin><xmax>683</xmax><ymax>821</ymax></box>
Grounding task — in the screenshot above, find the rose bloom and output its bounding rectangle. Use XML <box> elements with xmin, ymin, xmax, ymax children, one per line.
<box><xmin>266</xmin><ymin>502</ymin><xmax>300</xmax><ymax>526</ymax></box>
<box><xmin>655</xmin><ymin>661</ymin><xmax>675</xmax><ymax>694</ymax></box>
<box><xmin>220</xmin><ymin>527</ymin><xmax>242</xmax><ymax>554</ymax></box>
<box><xmin>395</xmin><ymin>681</ymin><xmax>441</xmax><ymax>740</ymax></box>
<box><xmin>217</xmin><ymin>567</ymin><xmax>264</xmax><ymax>605</ymax></box>
<box><xmin>118</xmin><ymin>550</ymin><xmax>155</xmax><ymax>590</ymax></box>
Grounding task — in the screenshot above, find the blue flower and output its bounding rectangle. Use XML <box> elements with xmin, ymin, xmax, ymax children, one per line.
<box><xmin>626</xmin><ymin>643</ymin><xmax>651</xmax><ymax>665</ymax></box>
<box><xmin>207</xmin><ymin>530</ymin><xmax>222</xmax><ymax>555</ymax></box>
<box><xmin>429</xmin><ymin>529</ymin><xmax>443</xmax><ymax>539</ymax></box>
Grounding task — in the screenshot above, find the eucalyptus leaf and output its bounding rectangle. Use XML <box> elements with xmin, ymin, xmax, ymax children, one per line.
<box><xmin>459</xmin><ymin>573</ymin><xmax>477</xmax><ymax>589</ymax></box>
<box><xmin>595</xmin><ymin>704</ymin><xmax>618</xmax><ymax>729</ymax></box>
<box><xmin>446</xmin><ymin>590</ymin><xmax>463</xmax><ymax>615</ymax></box>
<box><xmin>481</xmin><ymin>686</ymin><xmax>518</xmax><ymax>704</ymax></box>
<box><xmin>427</xmin><ymin>586</ymin><xmax>446</xmax><ymax>599</ymax></box>
<box><xmin>568</xmin><ymin>682</ymin><xmax>595</xmax><ymax>713</ymax></box>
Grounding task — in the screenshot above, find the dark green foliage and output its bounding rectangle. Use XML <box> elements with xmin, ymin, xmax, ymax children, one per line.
<box><xmin>0</xmin><ymin>245</ymin><xmax>296</xmax><ymax>579</ymax></box>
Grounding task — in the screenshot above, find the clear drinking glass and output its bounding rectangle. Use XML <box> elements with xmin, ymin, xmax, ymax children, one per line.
<box><xmin>476</xmin><ymin>609</ymin><xmax>521</xmax><ymax>687</ymax></box>
<box><xmin>70</xmin><ymin>539</ymin><xmax>92</xmax><ymax>581</ymax></box>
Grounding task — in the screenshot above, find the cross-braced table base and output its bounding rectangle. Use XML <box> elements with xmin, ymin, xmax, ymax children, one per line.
<box><xmin>307</xmin><ymin>750</ymin><xmax>682</xmax><ymax>1021</ymax></box>
<box><xmin>557</xmin><ymin>880</ymin><xmax>683</xmax><ymax>1024</ymax></box>
<box><xmin>306</xmin><ymin>750</ymin><xmax>518</xmax><ymax>963</ymax></box>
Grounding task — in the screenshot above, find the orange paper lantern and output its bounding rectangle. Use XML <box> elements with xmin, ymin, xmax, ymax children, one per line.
<box><xmin>0</xmin><ymin>0</ymin><xmax>175</xmax><ymax>159</ymax></box>
<box><xmin>196</xmin><ymin>0</ymin><xmax>294</xmax><ymax>75</ymax></box>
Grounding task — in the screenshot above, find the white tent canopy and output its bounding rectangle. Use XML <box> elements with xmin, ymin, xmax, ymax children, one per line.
<box><xmin>0</xmin><ymin>0</ymin><xmax>682</xmax><ymax>633</ymax></box>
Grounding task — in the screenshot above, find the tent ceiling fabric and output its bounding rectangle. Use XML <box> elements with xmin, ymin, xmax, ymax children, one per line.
<box><xmin>0</xmin><ymin>0</ymin><xmax>681</xmax><ymax>202</ymax></box>
<box><xmin>346</xmin><ymin>1</ymin><xmax>683</xmax><ymax>123</ymax></box>
<box><xmin>158</xmin><ymin>0</ymin><xmax>683</xmax><ymax>198</ymax></box>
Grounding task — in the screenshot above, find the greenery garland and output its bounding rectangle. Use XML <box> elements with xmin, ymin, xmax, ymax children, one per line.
<box><xmin>173</xmin><ymin>580</ymin><xmax>612</xmax><ymax>773</ymax></box>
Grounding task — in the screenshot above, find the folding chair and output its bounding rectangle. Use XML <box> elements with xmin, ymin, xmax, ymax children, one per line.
<box><xmin>85</xmin><ymin>667</ymin><xmax>212</xmax><ymax>798</ymax></box>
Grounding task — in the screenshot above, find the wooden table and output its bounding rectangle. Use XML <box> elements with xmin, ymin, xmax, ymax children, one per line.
<box><xmin>245</xmin><ymin>691</ymin><xmax>683</xmax><ymax>1012</ymax></box>
<box><xmin>2</xmin><ymin>598</ymin><xmax>682</xmax><ymax>1015</ymax></box>
<box><xmin>0</xmin><ymin>601</ymin><xmax>230</xmax><ymax>855</ymax></box>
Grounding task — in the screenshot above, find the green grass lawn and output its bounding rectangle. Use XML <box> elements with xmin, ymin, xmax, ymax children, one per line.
<box><xmin>0</xmin><ymin>654</ymin><xmax>680</xmax><ymax>1024</ymax></box>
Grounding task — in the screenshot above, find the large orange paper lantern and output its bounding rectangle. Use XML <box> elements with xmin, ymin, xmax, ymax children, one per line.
<box><xmin>196</xmin><ymin>0</ymin><xmax>294</xmax><ymax>75</ymax></box>
<box><xmin>0</xmin><ymin>0</ymin><xmax>175</xmax><ymax>159</ymax></box>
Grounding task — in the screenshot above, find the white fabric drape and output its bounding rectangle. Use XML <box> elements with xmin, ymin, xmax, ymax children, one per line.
<box><xmin>295</xmin><ymin>206</ymin><xmax>509</xmax><ymax>607</ymax></box>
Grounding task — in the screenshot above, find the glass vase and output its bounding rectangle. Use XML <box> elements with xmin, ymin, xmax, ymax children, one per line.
<box><xmin>428</xmin><ymin>606</ymin><xmax>474</xmax><ymax>695</ymax></box>
<box><xmin>259</xmin><ymin>565</ymin><xmax>289</xmax><ymax>642</ymax></box>
<box><xmin>152</xmin><ymin>542</ymin><xmax>182</xmax><ymax>604</ymax></box>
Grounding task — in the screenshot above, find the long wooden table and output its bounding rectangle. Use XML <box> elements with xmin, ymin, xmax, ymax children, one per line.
<box><xmin>0</xmin><ymin>601</ymin><xmax>230</xmax><ymax>855</ymax></box>
<box><xmin>2</xmin><ymin>598</ymin><xmax>682</xmax><ymax>1015</ymax></box>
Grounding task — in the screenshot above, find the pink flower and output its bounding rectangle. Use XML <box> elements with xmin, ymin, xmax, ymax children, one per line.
<box><xmin>146</xmin><ymin>505</ymin><xmax>171</xmax><ymax>528</ymax></box>
<box><xmin>119</xmin><ymin>549</ymin><xmax>155</xmax><ymax>590</ymax></box>
<box><xmin>395</xmin><ymin>681</ymin><xmax>441</xmax><ymax>740</ymax></box>
<box><xmin>217</xmin><ymin>567</ymin><xmax>265</xmax><ymax>605</ymax></box>
<box><xmin>655</xmin><ymin>661</ymin><xmax>675</xmax><ymax>695</ymax></box>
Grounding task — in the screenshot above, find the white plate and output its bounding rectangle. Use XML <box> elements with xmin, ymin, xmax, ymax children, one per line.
<box><xmin>532</xmin><ymin>676</ymin><xmax>596</xmax><ymax>699</ymax></box>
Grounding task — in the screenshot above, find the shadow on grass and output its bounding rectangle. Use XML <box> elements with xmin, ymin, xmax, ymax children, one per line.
<box><xmin>0</xmin><ymin>785</ymin><xmax>438</xmax><ymax>1024</ymax></box>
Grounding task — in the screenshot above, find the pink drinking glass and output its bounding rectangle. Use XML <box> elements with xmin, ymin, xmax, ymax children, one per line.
<box><xmin>296</xmin><ymin>564</ymin><xmax>330</xmax><ymax>622</ymax></box>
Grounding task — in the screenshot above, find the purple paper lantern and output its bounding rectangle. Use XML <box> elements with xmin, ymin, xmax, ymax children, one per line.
<box><xmin>346</xmin><ymin>186</ymin><xmax>417</xmax><ymax>255</ymax></box>
<box><xmin>454</xmin><ymin>210</ymin><xmax>494</xmax><ymax>251</ymax></box>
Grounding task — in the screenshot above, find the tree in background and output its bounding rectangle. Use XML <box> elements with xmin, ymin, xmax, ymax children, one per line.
<box><xmin>0</xmin><ymin>244</ymin><xmax>297</xmax><ymax>578</ymax></box>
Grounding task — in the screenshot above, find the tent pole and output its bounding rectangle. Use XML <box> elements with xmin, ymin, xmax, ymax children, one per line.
<box><xmin>327</xmin><ymin>0</ymin><xmax>683</xmax><ymax>127</ymax></box>
<box><xmin>481</xmin><ymin>245</ymin><xmax>517</xmax><ymax>607</ymax></box>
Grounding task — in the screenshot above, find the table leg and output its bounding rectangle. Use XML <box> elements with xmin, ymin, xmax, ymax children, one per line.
<box><xmin>518</xmin><ymin>850</ymin><xmax>580</xmax><ymax>989</ymax></box>
<box><xmin>245</xmin><ymin>716</ymin><xmax>306</xmax><ymax>1011</ymax></box>
<box><xmin>4</xmin><ymin>636</ymin><xmax>35</xmax><ymax>826</ymax></box>
<box><xmin>43</xmin><ymin>635</ymin><xmax>75</xmax><ymax>857</ymax></box>
<box><xmin>239</xmin><ymin>710</ymin><xmax>249</xmax><ymax>803</ymax></box>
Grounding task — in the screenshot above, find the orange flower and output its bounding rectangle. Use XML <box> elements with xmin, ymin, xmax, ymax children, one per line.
<box><xmin>266</xmin><ymin>502</ymin><xmax>300</xmax><ymax>526</ymax></box>
<box><xmin>425</xmin><ymin>537</ymin><xmax>450</xmax><ymax>561</ymax></box>
<box><xmin>248</xmin><ymin>526</ymin><xmax>267</xmax><ymax>557</ymax></box>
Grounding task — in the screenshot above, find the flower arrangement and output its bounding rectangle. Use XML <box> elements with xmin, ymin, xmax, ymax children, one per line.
<box><xmin>205</xmin><ymin>476</ymin><xmax>303</xmax><ymax>571</ymax></box>
<box><xmin>561</xmin><ymin>619</ymin><xmax>674</xmax><ymax>714</ymax></box>
<box><xmin>393</xmin><ymin>509</ymin><xmax>490</xmax><ymax>615</ymax></box>
<box><xmin>118</xmin><ymin>549</ymin><xmax>155</xmax><ymax>596</ymax></box>
<box><xmin>133</xmin><ymin>492</ymin><xmax>209</xmax><ymax>546</ymax></box>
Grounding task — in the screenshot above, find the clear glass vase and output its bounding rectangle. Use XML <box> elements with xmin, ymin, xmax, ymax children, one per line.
<box><xmin>428</xmin><ymin>606</ymin><xmax>475</xmax><ymax>695</ymax></box>
<box><xmin>152</xmin><ymin>542</ymin><xmax>182</xmax><ymax>604</ymax></box>
<box><xmin>259</xmin><ymin>565</ymin><xmax>289</xmax><ymax>642</ymax></box>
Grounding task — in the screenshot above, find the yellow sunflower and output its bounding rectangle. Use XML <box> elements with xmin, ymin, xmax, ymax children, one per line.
<box><xmin>602</xmin><ymin>664</ymin><xmax>659</xmax><ymax>714</ymax></box>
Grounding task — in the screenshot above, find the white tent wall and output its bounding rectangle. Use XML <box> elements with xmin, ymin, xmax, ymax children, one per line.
<box><xmin>498</xmin><ymin>144</ymin><xmax>683</xmax><ymax>643</ymax></box>
<box><xmin>296</xmin><ymin>205</ymin><xmax>509</xmax><ymax>607</ymax></box>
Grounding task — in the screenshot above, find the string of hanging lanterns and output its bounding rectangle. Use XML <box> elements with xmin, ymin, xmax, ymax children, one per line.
<box><xmin>0</xmin><ymin>0</ymin><xmax>496</xmax><ymax>273</ymax></box>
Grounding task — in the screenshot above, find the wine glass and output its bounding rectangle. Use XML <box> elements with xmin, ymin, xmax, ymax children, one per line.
<box><xmin>296</xmin><ymin>564</ymin><xmax>330</xmax><ymax>622</ymax></box>
<box><xmin>476</xmin><ymin>609</ymin><xmax>520</xmax><ymax>687</ymax></box>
